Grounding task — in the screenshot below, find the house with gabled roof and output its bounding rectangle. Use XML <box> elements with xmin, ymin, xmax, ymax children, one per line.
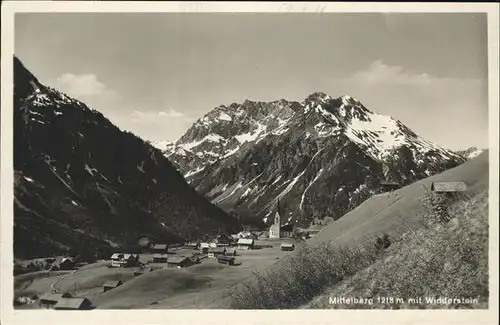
<box><xmin>237</xmin><ymin>238</ymin><xmax>255</xmax><ymax>250</ymax></box>
<box><xmin>103</xmin><ymin>280</ymin><xmax>123</xmax><ymax>292</ymax></box>
<box><xmin>166</xmin><ymin>256</ymin><xmax>193</xmax><ymax>268</ymax></box>
<box><xmin>39</xmin><ymin>292</ymin><xmax>73</xmax><ymax>309</ymax></box>
<box><xmin>53</xmin><ymin>297</ymin><xmax>93</xmax><ymax>310</ymax></box>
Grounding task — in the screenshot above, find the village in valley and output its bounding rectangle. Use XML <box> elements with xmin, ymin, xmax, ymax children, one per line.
<box><xmin>14</xmin><ymin>202</ymin><xmax>320</xmax><ymax>310</ymax></box>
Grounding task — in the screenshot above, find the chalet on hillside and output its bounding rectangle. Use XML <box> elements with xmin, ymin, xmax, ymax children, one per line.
<box><xmin>237</xmin><ymin>238</ymin><xmax>255</xmax><ymax>250</ymax></box>
<box><xmin>53</xmin><ymin>297</ymin><xmax>93</xmax><ymax>310</ymax></box>
<box><xmin>39</xmin><ymin>292</ymin><xmax>73</xmax><ymax>309</ymax></box>
<box><xmin>103</xmin><ymin>280</ymin><xmax>123</xmax><ymax>292</ymax></box>
<box><xmin>379</xmin><ymin>181</ymin><xmax>401</xmax><ymax>192</ymax></box>
<box><xmin>110</xmin><ymin>253</ymin><xmax>139</xmax><ymax>268</ymax></box>
<box><xmin>431</xmin><ymin>181</ymin><xmax>467</xmax><ymax>193</ymax></box>
<box><xmin>50</xmin><ymin>257</ymin><xmax>75</xmax><ymax>271</ymax></box>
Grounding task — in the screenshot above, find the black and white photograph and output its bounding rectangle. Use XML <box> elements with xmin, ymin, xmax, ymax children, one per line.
<box><xmin>1</xmin><ymin>2</ymin><xmax>499</xmax><ymax>325</ymax></box>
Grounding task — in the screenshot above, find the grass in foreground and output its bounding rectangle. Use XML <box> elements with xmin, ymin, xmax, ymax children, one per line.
<box><xmin>229</xmin><ymin>186</ymin><xmax>488</xmax><ymax>309</ymax></box>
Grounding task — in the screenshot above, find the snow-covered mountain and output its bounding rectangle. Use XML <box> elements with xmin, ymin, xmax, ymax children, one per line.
<box><xmin>454</xmin><ymin>147</ymin><xmax>485</xmax><ymax>160</ymax></box>
<box><xmin>159</xmin><ymin>92</ymin><xmax>465</xmax><ymax>227</ymax></box>
<box><xmin>13</xmin><ymin>57</ymin><xmax>239</xmax><ymax>258</ymax></box>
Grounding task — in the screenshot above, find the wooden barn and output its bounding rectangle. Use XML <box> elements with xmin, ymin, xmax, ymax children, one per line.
<box><xmin>166</xmin><ymin>256</ymin><xmax>193</xmax><ymax>269</ymax></box>
<box><xmin>225</xmin><ymin>248</ymin><xmax>237</xmax><ymax>256</ymax></box>
<box><xmin>280</xmin><ymin>243</ymin><xmax>295</xmax><ymax>251</ymax></box>
<box><xmin>152</xmin><ymin>244</ymin><xmax>168</xmax><ymax>254</ymax></box>
<box><xmin>102</xmin><ymin>280</ymin><xmax>123</xmax><ymax>292</ymax></box>
<box><xmin>280</xmin><ymin>224</ymin><xmax>297</xmax><ymax>238</ymax></box>
<box><xmin>379</xmin><ymin>181</ymin><xmax>401</xmax><ymax>192</ymax></box>
<box><xmin>185</xmin><ymin>242</ymin><xmax>199</xmax><ymax>249</ymax></box>
<box><xmin>53</xmin><ymin>297</ymin><xmax>93</xmax><ymax>310</ymax></box>
<box><xmin>207</xmin><ymin>247</ymin><xmax>226</xmax><ymax>258</ymax></box>
<box><xmin>217</xmin><ymin>255</ymin><xmax>236</xmax><ymax>265</ymax></box>
<box><xmin>152</xmin><ymin>254</ymin><xmax>169</xmax><ymax>263</ymax></box>
<box><xmin>237</xmin><ymin>238</ymin><xmax>255</xmax><ymax>250</ymax></box>
<box><xmin>39</xmin><ymin>292</ymin><xmax>73</xmax><ymax>309</ymax></box>
<box><xmin>431</xmin><ymin>181</ymin><xmax>467</xmax><ymax>193</ymax></box>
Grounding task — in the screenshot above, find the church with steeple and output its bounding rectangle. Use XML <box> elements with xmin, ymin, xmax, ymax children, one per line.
<box><xmin>268</xmin><ymin>200</ymin><xmax>282</xmax><ymax>239</ymax></box>
<box><xmin>268</xmin><ymin>199</ymin><xmax>297</xmax><ymax>239</ymax></box>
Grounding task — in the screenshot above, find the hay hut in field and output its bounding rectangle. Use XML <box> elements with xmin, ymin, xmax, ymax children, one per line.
<box><xmin>102</xmin><ymin>280</ymin><xmax>123</xmax><ymax>292</ymax></box>
<box><xmin>53</xmin><ymin>297</ymin><xmax>93</xmax><ymax>310</ymax></box>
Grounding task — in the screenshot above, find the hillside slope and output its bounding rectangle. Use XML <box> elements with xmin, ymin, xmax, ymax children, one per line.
<box><xmin>229</xmin><ymin>151</ymin><xmax>489</xmax><ymax>309</ymax></box>
<box><xmin>13</xmin><ymin>57</ymin><xmax>240</xmax><ymax>258</ymax></box>
<box><xmin>304</xmin><ymin>183</ymin><xmax>489</xmax><ymax>309</ymax></box>
<box><xmin>308</xmin><ymin>150</ymin><xmax>488</xmax><ymax>247</ymax></box>
<box><xmin>157</xmin><ymin>93</ymin><xmax>465</xmax><ymax>227</ymax></box>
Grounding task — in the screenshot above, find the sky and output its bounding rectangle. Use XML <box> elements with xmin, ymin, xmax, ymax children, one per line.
<box><xmin>14</xmin><ymin>13</ymin><xmax>488</xmax><ymax>150</ymax></box>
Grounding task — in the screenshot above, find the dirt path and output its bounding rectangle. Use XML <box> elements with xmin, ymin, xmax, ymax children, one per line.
<box><xmin>50</xmin><ymin>269</ymin><xmax>78</xmax><ymax>293</ymax></box>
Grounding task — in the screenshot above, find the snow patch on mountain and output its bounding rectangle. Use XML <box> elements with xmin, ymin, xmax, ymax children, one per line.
<box><xmin>235</xmin><ymin>123</ymin><xmax>266</xmax><ymax>144</ymax></box>
<box><xmin>218</xmin><ymin>112</ymin><xmax>232</xmax><ymax>121</ymax></box>
<box><xmin>300</xmin><ymin>168</ymin><xmax>324</xmax><ymax>210</ymax></box>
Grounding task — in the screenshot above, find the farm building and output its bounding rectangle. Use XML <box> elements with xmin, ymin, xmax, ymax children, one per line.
<box><xmin>190</xmin><ymin>255</ymin><xmax>201</xmax><ymax>264</ymax></box>
<box><xmin>152</xmin><ymin>254</ymin><xmax>169</xmax><ymax>263</ymax></box>
<box><xmin>236</xmin><ymin>230</ymin><xmax>257</xmax><ymax>239</ymax></box>
<box><xmin>103</xmin><ymin>280</ymin><xmax>123</xmax><ymax>292</ymax></box>
<box><xmin>110</xmin><ymin>253</ymin><xmax>139</xmax><ymax>268</ymax></box>
<box><xmin>185</xmin><ymin>242</ymin><xmax>199</xmax><ymax>249</ymax></box>
<box><xmin>39</xmin><ymin>292</ymin><xmax>73</xmax><ymax>309</ymax></box>
<box><xmin>280</xmin><ymin>224</ymin><xmax>297</xmax><ymax>238</ymax></box>
<box><xmin>217</xmin><ymin>255</ymin><xmax>236</xmax><ymax>265</ymax></box>
<box><xmin>431</xmin><ymin>181</ymin><xmax>467</xmax><ymax>193</ymax></box>
<box><xmin>213</xmin><ymin>234</ymin><xmax>232</xmax><ymax>245</ymax></box>
<box><xmin>207</xmin><ymin>247</ymin><xmax>226</xmax><ymax>258</ymax></box>
<box><xmin>123</xmin><ymin>254</ymin><xmax>140</xmax><ymax>266</ymax></box>
<box><xmin>280</xmin><ymin>243</ymin><xmax>295</xmax><ymax>251</ymax></box>
<box><xmin>225</xmin><ymin>248</ymin><xmax>237</xmax><ymax>256</ymax></box>
<box><xmin>53</xmin><ymin>297</ymin><xmax>93</xmax><ymax>310</ymax></box>
<box><xmin>379</xmin><ymin>181</ymin><xmax>401</xmax><ymax>192</ymax></box>
<box><xmin>237</xmin><ymin>238</ymin><xmax>255</xmax><ymax>250</ymax></box>
<box><xmin>199</xmin><ymin>243</ymin><xmax>210</xmax><ymax>254</ymax></box>
<box><xmin>50</xmin><ymin>257</ymin><xmax>75</xmax><ymax>271</ymax></box>
<box><xmin>166</xmin><ymin>256</ymin><xmax>193</xmax><ymax>268</ymax></box>
<box><xmin>152</xmin><ymin>244</ymin><xmax>168</xmax><ymax>254</ymax></box>
<box><xmin>110</xmin><ymin>253</ymin><xmax>125</xmax><ymax>267</ymax></box>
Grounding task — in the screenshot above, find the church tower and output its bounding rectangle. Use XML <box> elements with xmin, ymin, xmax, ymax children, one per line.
<box><xmin>269</xmin><ymin>199</ymin><xmax>281</xmax><ymax>239</ymax></box>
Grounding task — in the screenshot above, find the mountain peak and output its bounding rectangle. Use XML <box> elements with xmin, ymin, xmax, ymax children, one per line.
<box><xmin>160</xmin><ymin>89</ymin><xmax>465</xmax><ymax>227</ymax></box>
<box><xmin>304</xmin><ymin>91</ymin><xmax>331</xmax><ymax>103</ymax></box>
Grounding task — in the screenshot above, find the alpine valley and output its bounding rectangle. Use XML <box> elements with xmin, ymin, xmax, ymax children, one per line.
<box><xmin>13</xmin><ymin>57</ymin><xmax>240</xmax><ymax>259</ymax></box>
<box><xmin>155</xmin><ymin>93</ymin><xmax>466</xmax><ymax>227</ymax></box>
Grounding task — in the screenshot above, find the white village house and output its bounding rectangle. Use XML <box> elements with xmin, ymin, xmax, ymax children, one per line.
<box><xmin>237</xmin><ymin>238</ymin><xmax>255</xmax><ymax>250</ymax></box>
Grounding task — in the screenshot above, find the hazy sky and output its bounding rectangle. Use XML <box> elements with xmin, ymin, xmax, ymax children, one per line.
<box><xmin>15</xmin><ymin>13</ymin><xmax>488</xmax><ymax>150</ymax></box>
